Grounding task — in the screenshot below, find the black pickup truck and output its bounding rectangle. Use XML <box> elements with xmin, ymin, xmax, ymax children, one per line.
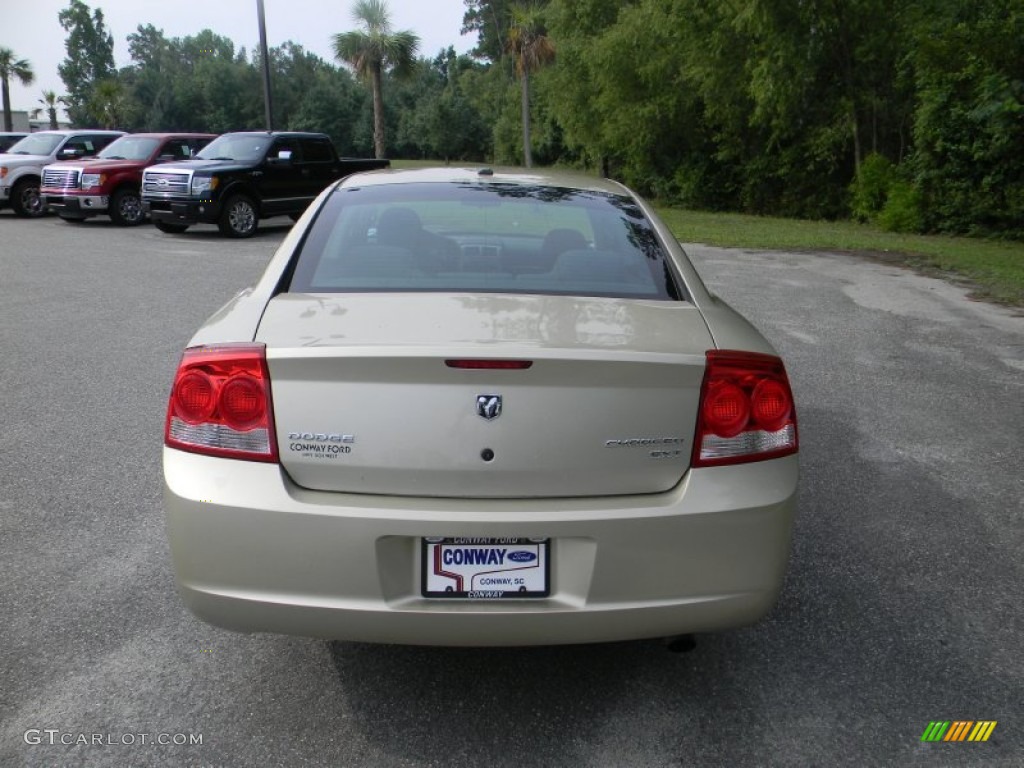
<box><xmin>141</xmin><ymin>131</ymin><xmax>389</xmax><ymax>237</ymax></box>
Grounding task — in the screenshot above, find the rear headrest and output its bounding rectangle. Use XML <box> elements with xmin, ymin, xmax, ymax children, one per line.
<box><xmin>377</xmin><ymin>207</ymin><xmax>423</xmax><ymax>248</ymax></box>
<box><xmin>541</xmin><ymin>228</ymin><xmax>587</xmax><ymax>259</ymax></box>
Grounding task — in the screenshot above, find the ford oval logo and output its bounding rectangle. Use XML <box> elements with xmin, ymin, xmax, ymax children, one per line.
<box><xmin>508</xmin><ymin>551</ymin><xmax>536</xmax><ymax>563</ymax></box>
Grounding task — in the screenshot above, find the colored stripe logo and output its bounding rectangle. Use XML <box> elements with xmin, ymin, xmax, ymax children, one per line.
<box><xmin>920</xmin><ymin>721</ymin><xmax>997</xmax><ymax>742</ymax></box>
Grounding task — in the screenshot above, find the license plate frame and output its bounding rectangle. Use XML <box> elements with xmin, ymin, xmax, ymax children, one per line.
<box><xmin>421</xmin><ymin>537</ymin><xmax>550</xmax><ymax>599</ymax></box>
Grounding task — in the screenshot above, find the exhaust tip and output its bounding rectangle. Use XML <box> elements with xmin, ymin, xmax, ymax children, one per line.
<box><xmin>664</xmin><ymin>634</ymin><xmax>697</xmax><ymax>654</ymax></box>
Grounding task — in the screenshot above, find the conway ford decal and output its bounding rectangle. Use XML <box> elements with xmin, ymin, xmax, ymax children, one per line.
<box><xmin>287</xmin><ymin>431</ymin><xmax>356</xmax><ymax>458</ymax></box>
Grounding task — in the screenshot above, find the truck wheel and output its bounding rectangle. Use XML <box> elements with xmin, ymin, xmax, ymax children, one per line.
<box><xmin>218</xmin><ymin>194</ymin><xmax>258</xmax><ymax>238</ymax></box>
<box><xmin>11</xmin><ymin>179</ymin><xmax>44</xmax><ymax>218</ymax></box>
<box><xmin>155</xmin><ymin>221</ymin><xmax>189</xmax><ymax>234</ymax></box>
<box><xmin>110</xmin><ymin>188</ymin><xmax>145</xmax><ymax>226</ymax></box>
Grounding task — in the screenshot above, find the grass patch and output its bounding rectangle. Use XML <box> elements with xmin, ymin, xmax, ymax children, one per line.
<box><xmin>655</xmin><ymin>208</ymin><xmax>1024</xmax><ymax>307</ymax></box>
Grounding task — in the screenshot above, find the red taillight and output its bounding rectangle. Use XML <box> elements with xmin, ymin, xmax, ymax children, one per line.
<box><xmin>219</xmin><ymin>376</ymin><xmax>267</xmax><ymax>430</ymax></box>
<box><xmin>173</xmin><ymin>371</ymin><xmax>217</xmax><ymax>422</ymax></box>
<box><xmin>751</xmin><ymin>379</ymin><xmax>790</xmax><ymax>431</ymax></box>
<box><xmin>702</xmin><ymin>381</ymin><xmax>750</xmax><ymax>438</ymax></box>
<box><xmin>164</xmin><ymin>344</ymin><xmax>278</xmax><ymax>462</ymax></box>
<box><xmin>692</xmin><ymin>350</ymin><xmax>798</xmax><ymax>467</ymax></box>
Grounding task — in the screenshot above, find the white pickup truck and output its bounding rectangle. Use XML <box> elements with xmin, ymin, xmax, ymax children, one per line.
<box><xmin>0</xmin><ymin>130</ymin><xmax>124</xmax><ymax>217</ymax></box>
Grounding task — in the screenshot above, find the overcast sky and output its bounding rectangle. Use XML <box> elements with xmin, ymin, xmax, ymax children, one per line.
<box><xmin>0</xmin><ymin>0</ymin><xmax>477</xmax><ymax>119</ymax></box>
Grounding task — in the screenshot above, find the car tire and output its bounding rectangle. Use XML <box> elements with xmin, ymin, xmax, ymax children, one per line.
<box><xmin>219</xmin><ymin>195</ymin><xmax>258</xmax><ymax>238</ymax></box>
<box><xmin>110</xmin><ymin>188</ymin><xmax>145</xmax><ymax>226</ymax></box>
<box><xmin>11</xmin><ymin>178</ymin><xmax>44</xmax><ymax>218</ymax></box>
<box><xmin>155</xmin><ymin>221</ymin><xmax>189</xmax><ymax>234</ymax></box>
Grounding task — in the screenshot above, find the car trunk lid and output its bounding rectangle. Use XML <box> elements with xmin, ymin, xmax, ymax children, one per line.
<box><xmin>257</xmin><ymin>293</ymin><xmax>713</xmax><ymax>498</ymax></box>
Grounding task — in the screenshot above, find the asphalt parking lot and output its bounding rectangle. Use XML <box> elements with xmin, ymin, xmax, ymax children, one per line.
<box><xmin>1</xmin><ymin>212</ymin><xmax>1021</xmax><ymax>767</ymax></box>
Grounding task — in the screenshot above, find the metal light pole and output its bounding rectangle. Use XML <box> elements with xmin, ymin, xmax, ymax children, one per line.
<box><xmin>256</xmin><ymin>0</ymin><xmax>274</xmax><ymax>130</ymax></box>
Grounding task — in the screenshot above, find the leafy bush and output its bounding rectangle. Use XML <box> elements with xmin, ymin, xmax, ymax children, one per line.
<box><xmin>878</xmin><ymin>181</ymin><xmax>924</xmax><ymax>233</ymax></box>
<box><xmin>850</xmin><ymin>154</ymin><xmax>895</xmax><ymax>222</ymax></box>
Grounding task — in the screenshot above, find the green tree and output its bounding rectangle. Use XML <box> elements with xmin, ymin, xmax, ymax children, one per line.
<box><xmin>122</xmin><ymin>24</ymin><xmax>176</xmax><ymax>130</ymax></box>
<box><xmin>121</xmin><ymin>26</ymin><xmax>262</xmax><ymax>133</ymax></box>
<box><xmin>88</xmin><ymin>79</ymin><xmax>126</xmax><ymax>129</ymax></box>
<box><xmin>289</xmin><ymin>67</ymin><xmax>367</xmax><ymax>155</ymax></box>
<box><xmin>269</xmin><ymin>42</ymin><xmax>333</xmax><ymax>132</ymax></box>
<box><xmin>185</xmin><ymin>31</ymin><xmax>262</xmax><ymax>133</ymax></box>
<box><xmin>389</xmin><ymin>56</ymin><xmax>445</xmax><ymax>157</ymax></box>
<box><xmin>544</xmin><ymin>0</ymin><xmax>711</xmax><ymax>193</ymax></box>
<box><xmin>730</xmin><ymin>0</ymin><xmax>913</xmax><ymax>213</ymax></box>
<box><xmin>909</xmin><ymin>0</ymin><xmax>1024</xmax><ymax>236</ymax></box>
<box><xmin>545</xmin><ymin>0</ymin><xmax>924</xmax><ymax>214</ymax></box>
<box><xmin>332</xmin><ymin>0</ymin><xmax>420</xmax><ymax>158</ymax></box>
<box><xmin>394</xmin><ymin>48</ymin><xmax>490</xmax><ymax>161</ymax></box>
<box><xmin>457</xmin><ymin>59</ymin><xmax>509</xmax><ymax>161</ymax></box>
<box><xmin>58</xmin><ymin>0</ymin><xmax>116</xmax><ymax>126</ymax></box>
<box><xmin>0</xmin><ymin>48</ymin><xmax>35</xmax><ymax>132</ymax></box>
<box><xmin>506</xmin><ymin>4</ymin><xmax>555</xmax><ymax>167</ymax></box>
<box><xmin>462</xmin><ymin>0</ymin><xmax>516</xmax><ymax>61</ymax></box>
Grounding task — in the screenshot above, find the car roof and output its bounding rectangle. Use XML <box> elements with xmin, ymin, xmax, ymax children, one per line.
<box><xmin>27</xmin><ymin>129</ymin><xmax>126</xmax><ymax>136</ymax></box>
<box><xmin>339</xmin><ymin>166</ymin><xmax>631</xmax><ymax>196</ymax></box>
<box><xmin>117</xmin><ymin>132</ymin><xmax>217</xmax><ymax>139</ymax></box>
<box><xmin>220</xmin><ymin>131</ymin><xmax>329</xmax><ymax>139</ymax></box>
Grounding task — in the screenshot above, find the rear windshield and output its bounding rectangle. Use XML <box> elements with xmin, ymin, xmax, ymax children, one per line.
<box><xmin>287</xmin><ymin>182</ymin><xmax>683</xmax><ymax>301</ymax></box>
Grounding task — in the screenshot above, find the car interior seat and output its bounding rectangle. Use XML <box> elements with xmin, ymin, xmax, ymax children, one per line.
<box><xmin>376</xmin><ymin>207</ymin><xmax>424</xmax><ymax>251</ymax></box>
<box><xmin>539</xmin><ymin>228</ymin><xmax>588</xmax><ymax>271</ymax></box>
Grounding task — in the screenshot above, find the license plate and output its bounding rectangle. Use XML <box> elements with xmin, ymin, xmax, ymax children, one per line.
<box><xmin>421</xmin><ymin>537</ymin><xmax>550</xmax><ymax>599</ymax></box>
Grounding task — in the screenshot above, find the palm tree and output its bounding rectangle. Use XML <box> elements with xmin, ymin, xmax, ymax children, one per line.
<box><xmin>89</xmin><ymin>80</ymin><xmax>126</xmax><ymax>130</ymax></box>
<box><xmin>38</xmin><ymin>90</ymin><xmax>62</xmax><ymax>129</ymax></box>
<box><xmin>506</xmin><ymin>4</ymin><xmax>555</xmax><ymax>168</ymax></box>
<box><xmin>0</xmin><ymin>48</ymin><xmax>35</xmax><ymax>132</ymax></box>
<box><xmin>333</xmin><ymin>0</ymin><xmax>419</xmax><ymax>159</ymax></box>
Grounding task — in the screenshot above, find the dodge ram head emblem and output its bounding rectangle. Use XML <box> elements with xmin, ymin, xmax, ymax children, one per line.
<box><xmin>476</xmin><ymin>394</ymin><xmax>502</xmax><ymax>420</ymax></box>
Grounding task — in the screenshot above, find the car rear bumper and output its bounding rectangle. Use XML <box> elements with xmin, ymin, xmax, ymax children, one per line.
<box><xmin>163</xmin><ymin>448</ymin><xmax>798</xmax><ymax>646</ymax></box>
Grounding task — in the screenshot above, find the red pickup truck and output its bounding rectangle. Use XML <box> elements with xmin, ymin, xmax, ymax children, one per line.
<box><xmin>41</xmin><ymin>133</ymin><xmax>215</xmax><ymax>225</ymax></box>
